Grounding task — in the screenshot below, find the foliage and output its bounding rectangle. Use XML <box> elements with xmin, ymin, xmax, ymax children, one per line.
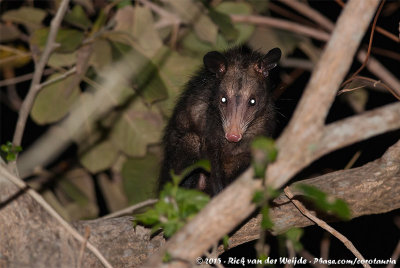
<box><xmin>251</xmin><ymin>137</ymin><xmax>278</xmax><ymax>178</ymax></box>
<box><xmin>135</xmin><ymin>160</ymin><xmax>210</xmax><ymax>237</ymax></box>
<box><xmin>1</xmin><ymin>141</ymin><xmax>22</xmax><ymax>162</ymax></box>
<box><xmin>295</xmin><ymin>184</ymin><xmax>351</xmax><ymax>220</ymax></box>
<box><xmin>0</xmin><ymin>0</ymin><xmax>302</xmax><ymax>220</ymax></box>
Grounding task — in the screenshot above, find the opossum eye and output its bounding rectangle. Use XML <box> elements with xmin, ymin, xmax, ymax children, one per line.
<box><xmin>221</xmin><ymin>97</ymin><xmax>227</xmax><ymax>104</ymax></box>
<box><xmin>249</xmin><ymin>98</ymin><xmax>256</xmax><ymax>106</ymax></box>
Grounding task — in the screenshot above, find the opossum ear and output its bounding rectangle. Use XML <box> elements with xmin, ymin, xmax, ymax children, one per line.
<box><xmin>255</xmin><ymin>47</ymin><xmax>281</xmax><ymax>77</ymax></box>
<box><xmin>203</xmin><ymin>51</ymin><xmax>227</xmax><ymax>77</ymax></box>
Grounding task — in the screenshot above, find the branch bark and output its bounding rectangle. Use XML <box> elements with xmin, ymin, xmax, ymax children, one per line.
<box><xmin>266</xmin><ymin>0</ymin><xmax>381</xmax><ymax>188</ymax></box>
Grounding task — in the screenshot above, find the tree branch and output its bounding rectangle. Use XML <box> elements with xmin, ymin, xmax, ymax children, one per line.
<box><xmin>12</xmin><ymin>0</ymin><xmax>71</xmax><ymax>148</ymax></box>
<box><xmin>0</xmin><ymin>166</ymin><xmax>113</xmax><ymax>268</ymax></box>
<box><xmin>218</xmin><ymin>138</ymin><xmax>400</xmax><ymax>253</ymax></box>
<box><xmin>266</xmin><ymin>0</ymin><xmax>381</xmax><ymax>188</ymax></box>
<box><xmin>284</xmin><ymin>187</ymin><xmax>370</xmax><ymax>268</ymax></box>
<box><xmin>231</xmin><ymin>14</ymin><xmax>330</xmax><ymax>42</ymax></box>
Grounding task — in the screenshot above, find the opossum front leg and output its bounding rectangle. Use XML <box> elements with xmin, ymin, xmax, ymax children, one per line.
<box><xmin>159</xmin><ymin>132</ymin><xmax>203</xmax><ymax>191</ymax></box>
<box><xmin>207</xmin><ymin>154</ymin><xmax>225</xmax><ymax>196</ymax></box>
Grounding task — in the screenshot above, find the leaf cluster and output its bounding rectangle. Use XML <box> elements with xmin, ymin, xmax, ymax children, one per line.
<box><xmin>135</xmin><ymin>160</ymin><xmax>211</xmax><ymax>237</ymax></box>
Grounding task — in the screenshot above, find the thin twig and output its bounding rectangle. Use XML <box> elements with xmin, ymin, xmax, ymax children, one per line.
<box><xmin>0</xmin><ymin>166</ymin><xmax>114</xmax><ymax>268</ymax></box>
<box><xmin>284</xmin><ymin>239</ymin><xmax>296</xmax><ymax>268</ymax></box>
<box><xmin>342</xmin><ymin>0</ymin><xmax>386</xmax><ymax>87</ymax></box>
<box><xmin>100</xmin><ymin>199</ymin><xmax>158</xmax><ymax>219</ymax></box>
<box><xmin>338</xmin><ymin>76</ymin><xmax>400</xmax><ymax>100</ymax></box>
<box><xmin>0</xmin><ymin>69</ymin><xmax>55</xmax><ymax>87</ymax></box>
<box><xmin>279</xmin><ymin>0</ymin><xmax>400</xmax><ymax>100</ymax></box>
<box><xmin>38</xmin><ymin>67</ymin><xmax>77</xmax><ymax>89</ymax></box>
<box><xmin>299</xmin><ymin>249</ymin><xmax>324</xmax><ymax>268</ymax></box>
<box><xmin>278</xmin><ymin>0</ymin><xmax>335</xmax><ymax>32</ymax></box>
<box><xmin>284</xmin><ymin>187</ymin><xmax>371</xmax><ymax>268</ymax></box>
<box><xmin>77</xmin><ymin>226</ymin><xmax>91</xmax><ymax>268</ymax></box>
<box><xmin>320</xmin><ymin>233</ymin><xmax>331</xmax><ymax>263</ymax></box>
<box><xmin>12</xmin><ymin>0</ymin><xmax>70</xmax><ymax>148</ymax></box>
<box><xmin>344</xmin><ymin>151</ymin><xmax>362</xmax><ymax>170</ymax></box>
<box><xmin>371</xmin><ymin>47</ymin><xmax>400</xmax><ymax>62</ymax></box>
<box><xmin>230</xmin><ymin>14</ymin><xmax>330</xmax><ymax>42</ymax></box>
<box><xmin>335</xmin><ymin>0</ymin><xmax>399</xmax><ymax>42</ymax></box>
<box><xmin>268</xmin><ymin>2</ymin><xmax>318</xmax><ymax>29</ymax></box>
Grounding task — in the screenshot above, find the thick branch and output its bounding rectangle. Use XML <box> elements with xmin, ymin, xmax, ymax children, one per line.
<box><xmin>219</xmin><ymin>138</ymin><xmax>400</xmax><ymax>252</ymax></box>
<box><xmin>317</xmin><ymin>102</ymin><xmax>400</xmax><ymax>158</ymax></box>
<box><xmin>266</xmin><ymin>0</ymin><xmax>380</xmax><ymax>188</ymax></box>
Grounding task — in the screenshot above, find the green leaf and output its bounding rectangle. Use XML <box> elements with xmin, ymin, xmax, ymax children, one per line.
<box><xmin>64</xmin><ymin>5</ymin><xmax>92</xmax><ymax>30</ymax></box>
<box><xmin>209</xmin><ymin>9</ymin><xmax>238</xmax><ymax>41</ymax></box>
<box><xmin>222</xmin><ymin>235</ymin><xmax>230</xmax><ymax>250</ymax></box>
<box><xmin>134</xmin><ymin>56</ymin><xmax>169</xmax><ymax>104</ymax></box>
<box><xmin>1</xmin><ymin>7</ymin><xmax>46</xmax><ymax>31</ymax></box>
<box><xmin>214</xmin><ymin>2</ymin><xmax>254</xmax><ymax>43</ymax></box>
<box><xmin>182</xmin><ymin>2</ymin><xmax>254</xmax><ymax>54</ymax></box>
<box><xmin>285</xmin><ymin>228</ymin><xmax>304</xmax><ymax>251</ymax></box>
<box><xmin>251</xmin><ymin>137</ymin><xmax>277</xmax><ymax>178</ymax></box>
<box><xmin>1</xmin><ymin>144</ymin><xmax>9</xmax><ymax>153</ymax></box>
<box><xmin>91</xmin><ymin>9</ymin><xmax>107</xmax><ymax>34</ymax></box>
<box><xmin>261</xmin><ymin>205</ymin><xmax>273</xmax><ymax>229</ymax></box>
<box><xmin>252</xmin><ymin>190</ymin><xmax>265</xmax><ymax>204</ymax></box>
<box><xmin>31</xmin><ymin>74</ymin><xmax>80</xmax><ymax>124</ymax></box>
<box><xmin>79</xmin><ymin>140</ymin><xmax>118</xmax><ymax>173</ymax></box>
<box><xmin>194</xmin><ymin>14</ymin><xmax>218</xmax><ymax>44</ymax></box>
<box><xmin>89</xmin><ymin>38</ymin><xmax>113</xmax><ymax>72</ymax></box>
<box><xmin>156</xmin><ymin>51</ymin><xmax>202</xmax><ymax>116</ymax></box>
<box><xmin>117</xmin><ymin>0</ymin><xmax>132</xmax><ymax>9</ymax></box>
<box><xmin>162</xmin><ymin>252</ymin><xmax>172</xmax><ymax>263</ymax></box>
<box><xmin>0</xmin><ymin>23</ymin><xmax>21</xmax><ymax>42</ymax></box>
<box><xmin>132</xmin><ymin>6</ymin><xmax>163</xmax><ymax>56</ymax></box>
<box><xmin>59</xmin><ymin>179</ymin><xmax>89</xmax><ymax>206</ymax></box>
<box><xmin>6</xmin><ymin>153</ymin><xmax>16</xmax><ymax>162</ymax></box>
<box><xmin>48</xmin><ymin>51</ymin><xmax>77</xmax><ymax>68</ymax></box>
<box><xmin>296</xmin><ymin>184</ymin><xmax>351</xmax><ymax>220</ymax></box>
<box><xmin>121</xmin><ymin>153</ymin><xmax>160</xmax><ymax>204</ymax></box>
<box><xmin>110</xmin><ymin>100</ymin><xmax>164</xmax><ymax>157</ymax></box>
<box><xmin>31</xmin><ymin>28</ymin><xmax>84</xmax><ymax>53</ymax></box>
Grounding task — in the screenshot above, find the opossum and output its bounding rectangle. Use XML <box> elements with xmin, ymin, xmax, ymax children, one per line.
<box><xmin>159</xmin><ymin>46</ymin><xmax>281</xmax><ymax>196</ymax></box>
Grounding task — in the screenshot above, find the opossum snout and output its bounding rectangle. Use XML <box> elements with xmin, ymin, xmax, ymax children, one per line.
<box><xmin>225</xmin><ymin>132</ymin><xmax>242</xmax><ymax>142</ymax></box>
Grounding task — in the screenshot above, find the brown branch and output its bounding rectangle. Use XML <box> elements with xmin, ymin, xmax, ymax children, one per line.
<box><xmin>230</xmin><ymin>14</ymin><xmax>330</xmax><ymax>42</ymax></box>
<box><xmin>338</xmin><ymin>76</ymin><xmax>400</xmax><ymax>100</ymax></box>
<box><xmin>279</xmin><ymin>0</ymin><xmax>400</xmax><ymax>99</ymax></box>
<box><xmin>278</xmin><ymin>0</ymin><xmax>335</xmax><ymax>32</ymax></box>
<box><xmin>12</xmin><ymin>0</ymin><xmax>70</xmax><ymax>148</ymax></box>
<box><xmin>218</xmin><ymin>138</ymin><xmax>400</xmax><ymax>253</ymax></box>
<box><xmin>284</xmin><ymin>187</ymin><xmax>370</xmax><ymax>268</ymax></box>
<box><xmin>316</xmin><ymin>102</ymin><xmax>400</xmax><ymax>158</ymax></box>
<box><xmin>0</xmin><ymin>166</ymin><xmax>114</xmax><ymax>268</ymax></box>
<box><xmin>357</xmin><ymin>49</ymin><xmax>400</xmax><ymax>96</ymax></box>
<box><xmin>0</xmin><ymin>68</ymin><xmax>55</xmax><ymax>87</ymax></box>
<box><xmin>266</xmin><ymin>0</ymin><xmax>381</xmax><ymax>188</ymax></box>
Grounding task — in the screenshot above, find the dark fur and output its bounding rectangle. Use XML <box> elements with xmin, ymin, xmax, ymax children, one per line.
<box><xmin>159</xmin><ymin>46</ymin><xmax>281</xmax><ymax>196</ymax></box>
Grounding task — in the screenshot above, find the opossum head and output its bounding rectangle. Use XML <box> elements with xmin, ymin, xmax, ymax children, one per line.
<box><xmin>203</xmin><ymin>47</ymin><xmax>281</xmax><ymax>143</ymax></box>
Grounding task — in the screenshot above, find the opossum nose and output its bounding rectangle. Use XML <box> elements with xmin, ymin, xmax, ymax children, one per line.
<box><xmin>225</xmin><ymin>132</ymin><xmax>242</xmax><ymax>142</ymax></box>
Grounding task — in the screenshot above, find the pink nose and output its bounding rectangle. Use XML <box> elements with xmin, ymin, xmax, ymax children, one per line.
<box><xmin>225</xmin><ymin>133</ymin><xmax>242</xmax><ymax>142</ymax></box>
